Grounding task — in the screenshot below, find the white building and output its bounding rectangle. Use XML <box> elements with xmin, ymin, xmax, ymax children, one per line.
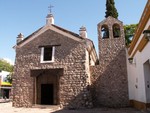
<box><xmin>127</xmin><ymin>0</ymin><xmax>150</xmax><ymax>110</ymax></box>
<box><xmin>0</xmin><ymin>70</ymin><xmax>11</xmax><ymax>99</ymax></box>
<box><xmin>0</xmin><ymin>71</ymin><xmax>10</xmax><ymax>83</ymax></box>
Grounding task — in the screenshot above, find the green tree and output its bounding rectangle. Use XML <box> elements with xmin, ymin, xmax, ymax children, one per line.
<box><xmin>0</xmin><ymin>59</ymin><xmax>14</xmax><ymax>83</ymax></box>
<box><xmin>105</xmin><ymin>0</ymin><xmax>118</xmax><ymax>19</ymax></box>
<box><xmin>5</xmin><ymin>73</ymin><xmax>13</xmax><ymax>84</ymax></box>
<box><xmin>0</xmin><ymin>59</ymin><xmax>13</xmax><ymax>72</ymax></box>
<box><xmin>124</xmin><ymin>24</ymin><xmax>138</xmax><ymax>46</ymax></box>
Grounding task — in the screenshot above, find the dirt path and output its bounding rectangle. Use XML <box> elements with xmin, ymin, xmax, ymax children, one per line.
<box><xmin>0</xmin><ymin>102</ymin><xmax>147</xmax><ymax>113</ymax></box>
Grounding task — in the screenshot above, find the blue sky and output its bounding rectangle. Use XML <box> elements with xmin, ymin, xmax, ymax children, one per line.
<box><xmin>0</xmin><ymin>0</ymin><xmax>147</xmax><ymax>64</ymax></box>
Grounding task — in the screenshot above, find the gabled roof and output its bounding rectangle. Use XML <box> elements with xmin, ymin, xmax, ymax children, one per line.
<box><xmin>17</xmin><ymin>27</ymin><xmax>44</xmax><ymax>46</ymax></box>
<box><xmin>14</xmin><ymin>23</ymin><xmax>98</xmax><ymax>64</ymax></box>
<box><xmin>52</xmin><ymin>24</ymin><xmax>83</xmax><ymax>39</ymax></box>
<box><xmin>16</xmin><ymin>24</ymin><xmax>84</xmax><ymax>47</ymax></box>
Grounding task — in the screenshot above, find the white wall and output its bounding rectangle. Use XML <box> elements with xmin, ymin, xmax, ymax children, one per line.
<box><xmin>85</xmin><ymin>49</ymin><xmax>91</xmax><ymax>84</ymax></box>
<box><xmin>127</xmin><ymin>17</ymin><xmax>150</xmax><ymax>103</ymax></box>
<box><xmin>127</xmin><ymin>40</ymin><xmax>150</xmax><ymax>103</ymax></box>
<box><xmin>143</xmin><ymin>60</ymin><xmax>150</xmax><ymax>103</ymax></box>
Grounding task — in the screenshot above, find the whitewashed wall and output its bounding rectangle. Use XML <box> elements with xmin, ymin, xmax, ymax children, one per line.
<box><xmin>127</xmin><ymin>18</ymin><xmax>150</xmax><ymax>103</ymax></box>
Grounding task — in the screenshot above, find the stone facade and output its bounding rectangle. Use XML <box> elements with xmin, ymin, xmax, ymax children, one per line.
<box><xmin>13</xmin><ymin>15</ymin><xmax>129</xmax><ymax>109</ymax></box>
<box><xmin>90</xmin><ymin>16</ymin><xmax>129</xmax><ymax>107</ymax></box>
<box><xmin>13</xmin><ymin>28</ymin><xmax>94</xmax><ymax>109</ymax></box>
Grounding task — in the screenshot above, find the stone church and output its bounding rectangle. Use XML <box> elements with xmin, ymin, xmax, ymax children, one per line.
<box><xmin>12</xmin><ymin>10</ymin><xmax>129</xmax><ymax>108</ymax></box>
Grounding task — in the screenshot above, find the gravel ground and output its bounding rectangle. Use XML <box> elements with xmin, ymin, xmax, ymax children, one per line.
<box><xmin>0</xmin><ymin>102</ymin><xmax>148</xmax><ymax>113</ymax></box>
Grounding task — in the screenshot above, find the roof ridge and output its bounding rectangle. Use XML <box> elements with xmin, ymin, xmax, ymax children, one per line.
<box><xmin>17</xmin><ymin>26</ymin><xmax>44</xmax><ymax>45</ymax></box>
<box><xmin>52</xmin><ymin>24</ymin><xmax>83</xmax><ymax>39</ymax></box>
<box><xmin>16</xmin><ymin>24</ymin><xmax>86</xmax><ymax>47</ymax></box>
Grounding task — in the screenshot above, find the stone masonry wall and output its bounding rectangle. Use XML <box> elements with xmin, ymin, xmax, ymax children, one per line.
<box><xmin>90</xmin><ymin>17</ymin><xmax>129</xmax><ymax>107</ymax></box>
<box><xmin>13</xmin><ymin>29</ymin><xmax>92</xmax><ymax>108</ymax></box>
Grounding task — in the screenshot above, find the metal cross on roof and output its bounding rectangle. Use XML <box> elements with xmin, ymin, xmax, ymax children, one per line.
<box><xmin>48</xmin><ymin>5</ymin><xmax>54</xmax><ymax>13</ymax></box>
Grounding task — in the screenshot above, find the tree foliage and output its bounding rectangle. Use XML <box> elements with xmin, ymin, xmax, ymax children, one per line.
<box><xmin>124</xmin><ymin>24</ymin><xmax>138</xmax><ymax>46</ymax></box>
<box><xmin>0</xmin><ymin>59</ymin><xmax>13</xmax><ymax>72</ymax></box>
<box><xmin>105</xmin><ymin>0</ymin><xmax>118</xmax><ymax>19</ymax></box>
<box><xmin>6</xmin><ymin>74</ymin><xmax>13</xmax><ymax>83</ymax></box>
<box><xmin>0</xmin><ymin>59</ymin><xmax>14</xmax><ymax>83</ymax></box>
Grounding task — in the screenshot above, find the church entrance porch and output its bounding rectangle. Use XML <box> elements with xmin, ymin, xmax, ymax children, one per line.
<box><xmin>31</xmin><ymin>68</ymin><xmax>63</xmax><ymax>106</ymax></box>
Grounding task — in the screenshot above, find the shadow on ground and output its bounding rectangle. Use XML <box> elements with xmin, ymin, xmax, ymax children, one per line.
<box><xmin>50</xmin><ymin>107</ymin><xmax>145</xmax><ymax>113</ymax></box>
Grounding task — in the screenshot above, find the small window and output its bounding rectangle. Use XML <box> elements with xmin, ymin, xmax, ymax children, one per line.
<box><xmin>44</xmin><ymin>47</ymin><xmax>52</xmax><ymax>61</ymax></box>
<box><xmin>41</xmin><ymin>46</ymin><xmax>55</xmax><ymax>63</ymax></box>
<box><xmin>101</xmin><ymin>25</ymin><xmax>109</xmax><ymax>39</ymax></box>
